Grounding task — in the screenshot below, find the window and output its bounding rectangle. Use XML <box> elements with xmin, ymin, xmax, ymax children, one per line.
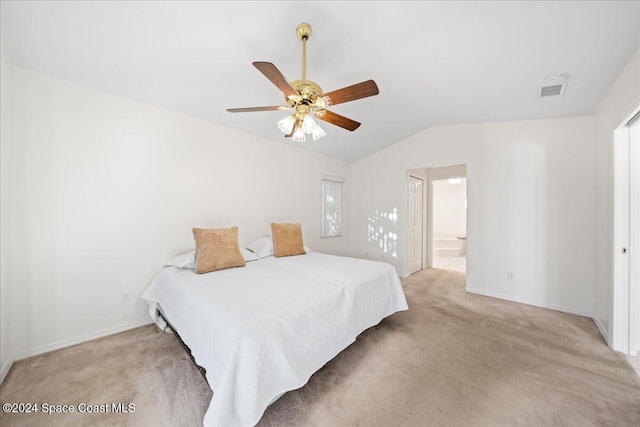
<box><xmin>321</xmin><ymin>175</ymin><xmax>344</xmax><ymax>238</ymax></box>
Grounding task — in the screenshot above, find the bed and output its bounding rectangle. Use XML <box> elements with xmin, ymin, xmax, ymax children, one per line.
<box><xmin>141</xmin><ymin>251</ymin><xmax>408</xmax><ymax>427</ymax></box>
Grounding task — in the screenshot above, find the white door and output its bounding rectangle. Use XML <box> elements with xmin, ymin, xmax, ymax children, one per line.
<box><xmin>408</xmin><ymin>176</ymin><xmax>424</xmax><ymax>274</ymax></box>
<box><xmin>613</xmin><ymin>110</ymin><xmax>640</xmax><ymax>356</ymax></box>
<box><xmin>629</xmin><ymin>116</ymin><xmax>639</xmax><ymax>356</ymax></box>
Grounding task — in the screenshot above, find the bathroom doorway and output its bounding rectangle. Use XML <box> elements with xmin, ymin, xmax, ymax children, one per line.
<box><xmin>431</xmin><ymin>176</ymin><xmax>467</xmax><ymax>272</ymax></box>
<box><xmin>406</xmin><ymin>164</ymin><xmax>467</xmax><ymax>275</ymax></box>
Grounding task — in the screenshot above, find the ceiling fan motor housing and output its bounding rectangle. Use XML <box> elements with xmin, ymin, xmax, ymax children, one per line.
<box><xmin>289</xmin><ymin>80</ymin><xmax>322</xmax><ymax>102</ymax></box>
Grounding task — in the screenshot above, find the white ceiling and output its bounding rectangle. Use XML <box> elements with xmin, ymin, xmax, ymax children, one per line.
<box><xmin>1</xmin><ymin>1</ymin><xmax>638</xmax><ymax>162</ymax></box>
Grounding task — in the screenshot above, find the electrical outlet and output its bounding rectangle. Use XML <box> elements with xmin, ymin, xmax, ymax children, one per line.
<box><xmin>365</xmin><ymin>252</ymin><xmax>369</xmax><ymax>258</ymax></box>
<box><xmin>507</xmin><ymin>272</ymin><xmax>514</xmax><ymax>280</ymax></box>
<box><xmin>120</xmin><ymin>292</ymin><xmax>130</xmax><ymax>303</ymax></box>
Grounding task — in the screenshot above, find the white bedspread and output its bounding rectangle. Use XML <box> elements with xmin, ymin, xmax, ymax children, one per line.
<box><xmin>140</xmin><ymin>252</ymin><xmax>408</xmax><ymax>427</ymax></box>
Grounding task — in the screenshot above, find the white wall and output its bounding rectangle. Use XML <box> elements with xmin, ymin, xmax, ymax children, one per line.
<box><xmin>1</xmin><ymin>32</ymin><xmax>14</xmax><ymax>382</ymax></box>
<box><xmin>433</xmin><ymin>178</ymin><xmax>467</xmax><ymax>239</ymax></box>
<box><xmin>593</xmin><ymin>50</ymin><xmax>640</xmax><ymax>342</ymax></box>
<box><xmin>7</xmin><ymin>63</ymin><xmax>351</xmax><ymax>360</ymax></box>
<box><xmin>351</xmin><ymin>116</ymin><xmax>595</xmax><ymax>316</ymax></box>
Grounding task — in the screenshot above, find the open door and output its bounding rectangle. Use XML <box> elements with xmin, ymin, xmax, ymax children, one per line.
<box><xmin>408</xmin><ymin>175</ymin><xmax>424</xmax><ymax>275</ymax></box>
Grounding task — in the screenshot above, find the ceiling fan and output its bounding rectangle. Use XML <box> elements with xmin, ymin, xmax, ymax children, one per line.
<box><xmin>227</xmin><ymin>23</ymin><xmax>379</xmax><ymax>142</ymax></box>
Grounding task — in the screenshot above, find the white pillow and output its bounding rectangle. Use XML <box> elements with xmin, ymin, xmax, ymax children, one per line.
<box><xmin>247</xmin><ymin>236</ymin><xmax>312</xmax><ymax>259</ymax></box>
<box><xmin>165</xmin><ymin>251</ymin><xmax>196</xmax><ymax>269</ymax></box>
<box><xmin>166</xmin><ymin>248</ymin><xmax>258</xmax><ymax>269</ymax></box>
<box><xmin>246</xmin><ymin>237</ymin><xmax>274</xmax><ymax>259</ymax></box>
<box><xmin>241</xmin><ymin>248</ymin><xmax>259</xmax><ymax>262</ymax></box>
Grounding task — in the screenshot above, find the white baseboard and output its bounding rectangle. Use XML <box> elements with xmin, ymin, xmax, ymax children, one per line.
<box><xmin>12</xmin><ymin>319</ymin><xmax>153</xmax><ymax>362</ymax></box>
<box><xmin>593</xmin><ymin>316</ymin><xmax>610</xmax><ymax>345</ymax></box>
<box><xmin>0</xmin><ymin>358</ymin><xmax>14</xmax><ymax>385</ymax></box>
<box><xmin>465</xmin><ymin>287</ymin><xmax>593</xmax><ymax>318</ymax></box>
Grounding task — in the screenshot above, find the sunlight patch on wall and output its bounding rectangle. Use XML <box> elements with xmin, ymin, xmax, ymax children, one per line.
<box><xmin>367</xmin><ymin>208</ymin><xmax>398</xmax><ymax>258</ymax></box>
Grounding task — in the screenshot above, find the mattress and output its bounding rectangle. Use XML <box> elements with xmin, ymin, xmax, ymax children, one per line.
<box><xmin>140</xmin><ymin>252</ymin><xmax>408</xmax><ymax>426</ymax></box>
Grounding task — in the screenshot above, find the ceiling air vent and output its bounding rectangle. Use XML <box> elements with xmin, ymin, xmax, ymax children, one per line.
<box><xmin>538</xmin><ymin>73</ymin><xmax>568</xmax><ymax>98</ymax></box>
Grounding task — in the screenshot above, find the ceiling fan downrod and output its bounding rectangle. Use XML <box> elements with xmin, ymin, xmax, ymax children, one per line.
<box><xmin>296</xmin><ymin>23</ymin><xmax>311</xmax><ymax>81</ymax></box>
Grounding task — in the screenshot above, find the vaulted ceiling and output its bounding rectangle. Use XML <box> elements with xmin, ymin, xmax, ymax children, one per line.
<box><xmin>1</xmin><ymin>1</ymin><xmax>638</xmax><ymax>162</ymax></box>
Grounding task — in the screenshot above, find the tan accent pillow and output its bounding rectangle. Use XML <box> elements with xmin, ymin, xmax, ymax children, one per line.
<box><xmin>192</xmin><ymin>227</ymin><xmax>246</xmax><ymax>274</ymax></box>
<box><xmin>271</xmin><ymin>223</ymin><xmax>306</xmax><ymax>258</ymax></box>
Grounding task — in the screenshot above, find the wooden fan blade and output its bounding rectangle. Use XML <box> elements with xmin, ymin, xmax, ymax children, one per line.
<box><xmin>253</xmin><ymin>62</ymin><xmax>299</xmax><ymax>98</ymax></box>
<box><xmin>316</xmin><ymin>110</ymin><xmax>361</xmax><ymax>131</ymax></box>
<box><xmin>227</xmin><ymin>106</ymin><xmax>291</xmax><ymax>113</ymax></box>
<box><xmin>322</xmin><ymin>80</ymin><xmax>379</xmax><ymax>106</ymax></box>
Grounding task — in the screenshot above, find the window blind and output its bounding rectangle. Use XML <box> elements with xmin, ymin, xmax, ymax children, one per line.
<box><xmin>321</xmin><ymin>175</ymin><xmax>344</xmax><ymax>238</ymax></box>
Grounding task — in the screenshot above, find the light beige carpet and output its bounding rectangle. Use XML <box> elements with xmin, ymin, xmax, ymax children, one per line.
<box><xmin>1</xmin><ymin>268</ymin><xmax>639</xmax><ymax>426</ymax></box>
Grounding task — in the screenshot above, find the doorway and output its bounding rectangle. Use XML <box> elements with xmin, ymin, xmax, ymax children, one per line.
<box><xmin>431</xmin><ymin>177</ymin><xmax>467</xmax><ymax>272</ymax></box>
<box><xmin>407</xmin><ymin>164</ymin><xmax>467</xmax><ymax>276</ymax></box>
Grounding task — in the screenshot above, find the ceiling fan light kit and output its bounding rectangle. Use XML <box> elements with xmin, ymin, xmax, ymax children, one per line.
<box><xmin>227</xmin><ymin>23</ymin><xmax>379</xmax><ymax>142</ymax></box>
